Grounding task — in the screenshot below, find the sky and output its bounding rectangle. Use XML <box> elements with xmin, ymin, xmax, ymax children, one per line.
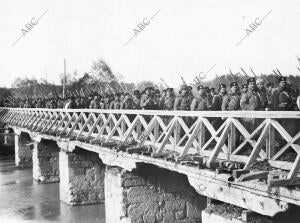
<box><xmin>0</xmin><ymin>0</ymin><xmax>300</xmax><ymax>88</ymax></box>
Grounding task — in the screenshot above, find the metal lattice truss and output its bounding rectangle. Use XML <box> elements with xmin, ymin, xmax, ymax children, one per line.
<box><xmin>1</xmin><ymin>108</ymin><xmax>300</xmax><ymax>179</ymax></box>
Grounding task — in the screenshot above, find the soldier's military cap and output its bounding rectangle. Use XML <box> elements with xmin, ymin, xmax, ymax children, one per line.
<box><xmin>278</xmin><ymin>76</ymin><xmax>287</xmax><ymax>83</ymax></box>
<box><xmin>247</xmin><ymin>77</ymin><xmax>256</xmax><ymax>84</ymax></box>
<box><xmin>166</xmin><ymin>88</ymin><xmax>174</xmax><ymax>92</ymax></box>
<box><xmin>155</xmin><ymin>89</ymin><xmax>160</xmax><ymax>94</ymax></box>
<box><xmin>230</xmin><ymin>82</ymin><xmax>238</xmax><ymax>88</ymax></box>
<box><xmin>197</xmin><ymin>85</ymin><xmax>204</xmax><ymax>90</ymax></box>
<box><xmin>242</xmin><ymin>84</ymin><xmax>248</xmax><ymax>88</ymax></box>
<box><xmin>219</xmin><ymin>83</ymin><xmax>226</xmax><ymax>89</ymax></box>
<box><xmin>133</xmin><ymin>90</ymin><xmax>140</xmax><ymax>94</ymax></box>
<box><xmin>256</xmin><ymin>78</ymin><xmax>264</xmax><ymax>84</ymax></box>
<box><xmin>180</xmin><ymin>84</ymin><xmax>188</xmax><ymax>91</ymax></box>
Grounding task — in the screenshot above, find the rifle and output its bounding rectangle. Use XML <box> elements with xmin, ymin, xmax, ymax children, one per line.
<box><xmin>276</xmin><ymin>68</ymin><xmax>283</xmax><ymax>76</ymax></box>
<box><xmin>237</xmin><ymin>73</ymin><xmax>246</xmax><ymax>83</ymax></box>
<box><xmin>249</xmin><ymin>67</ymin><xmax>258</xmax><ymax>78</ymax></box>
<box><xmin>240</xmin><ymin>67</ymin><xmax>250</xmax><ymax>78</ymax></box>
<box><xmin>84</xmin><ymin>89</ymin><xmax>90</xmax><ymax>96</ymax></box>
<box><xmin>193</xmin><ymin>77</ymin><xmax>200</xmax><ymax>85</ymax></box>
<box><xmin>180</xmin><ymin>76</ymin><xmax>187</xmax><ymax>85</ymax></box>
<box><xmin>80</xmin><ymin>88</ymin><xmax>85</xmax><ymax>97</ymax></box>
<box><xmin>160</xmin><ymin>78</ymin><xmax>170</xmax><ymax>88</ymax></box>
<box><xmin>229</xmin><ymin>69</ymin><xmax>236</xmax><ymax>82</ymax></box>
<box><xmin>195</xmin><ymin>76</ymin><xmax>202</xmax><ymax>85</ymax></box>
<box><xmin>272</xmin><ymin>69</ymin><xmax>281</xmax><ymax>77</ymax></box>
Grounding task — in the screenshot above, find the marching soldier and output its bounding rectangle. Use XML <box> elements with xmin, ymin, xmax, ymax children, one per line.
<box><xmin>190</xmin><ymin>85</ymin><xmax>209</xmax><ymax>111</ymax></box>
<box><xmin>140</xmin><ymin>87</ymin><xmax>155</xmax><ymax>110</ymax></box>
<box><xmin>47</xmin><ymin>98</ymin><xmax>55</xmax><ymax>109</ymax></box>
<box><xmin>207</xmin><ymin>88</ymin><xmax>215</xmax><ymax>110</ymax></box>
<box><xmin>36</xmin><ymin>98</ymin><xmax>44</xmax><ymax>108</ymax></box>
<box><xmin>266</xmin><ymin>82</ymin><xmax>274</xmax><ymax>107</ymax></box>
<box><xmin>271</xmin><ymin>76</ymin><xmax>293</xmax><ymax>111</ymax></box>
<box><xmin>174</xmin><ymin>85</ymin><xmax>191</xmax><ymax>111</ymax></box>
<box><xmin>103</xmin><ymin>94</ymin><xmax>112</xmax><ymax>109</ymax></box>
<box><xmin>120</xmin><ymin>93</ymin><xmax>132</xmax><ymax>109</ymax></box>
<box><xmin>240</xmin><ymin>77</ymin><xmax>262</xmax><ymax>131</ymax></box>
<box><xmin>240</xmin><ymin>77</ymin><xmax>261</xmax><ymax>111</ymax></box>
<box><xmin>132</xmin><ymin>90</ymin><xmax>141</xmax><ymax>109</ymax></box>
<box><xmin>57</xmin><ymin>97</ymin><xmax>64</xmax><ymax>108</ymax></box>
<box><xmin>241</xmin><ymin>83</ymin><xmax>248</xmax><ymax>94</ymax></box>
<box><xmin>159</xmin><ymin>89</ymin><xmax>167</xmax><ymax>109</ymax></box>
<box><xmin>256</xmin><ymin>78</ymin><xmax>268</xmax><ymax>110</ymax></box>
<box><xmin>211</xmin><ymin>83</ymin><xmax>227</xmax><ymax>110</ymax></box>
<box><xmin>89</xmin><ymin>95</ymin><xmax>100</xmax><ymax>109</ymax></box>
<box><xmin>110</xmin><ymin>93</ymin><xmax>121</xmax><ymax>109</ymax></box>
<box><xmin>222</xmin><ymin>82</ymin><xmax>240</xmax><ymax>111</ymax></box>
<box><xmin>75</xmin><ymin>98</ymin><xmax>83</xmax><ymax>108</ymax></box>
<box><xmin>65</xmin><ymin>96</ymin><xmax>77</xmax><ymax>109</ymax></box>
<box><xmin>99</xmin><ymin>97</ymin><xmax>105</xmax><ymax>109</ymax></box>
<box><xmin>163</xmin><ymin>88</ymin><xmax>175</xmax><ymax>110</ymax></box>
<box><xmin>24</xmin><ymin>98</ymin><xmax>32</xmax><ymax>108</ymax></box>
<box><xmin>187</xmin><ymin>86</ymin><xmax>194</xmax><ymax>103</ymax></box>
<box><xmin>209</xmin><ymin>88</ymin><xmax>216</xmax><ymax>97</ymax></box>
<box><xmin>153</xmin><ymin>89</ymin><xmax>162</xmax><ymax>110</ymax></box>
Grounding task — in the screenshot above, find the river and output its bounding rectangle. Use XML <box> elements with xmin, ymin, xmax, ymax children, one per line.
<box><xmin>0</xmin><ymin>157</ymin><xmax>106</xmax><ymax>223</ymax></box>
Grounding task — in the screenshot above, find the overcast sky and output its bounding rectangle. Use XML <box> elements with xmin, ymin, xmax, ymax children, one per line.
<box><xmin>0</xmin><ymin>0</ymin><xmax>300</xmax><ymax>88</ymax></box>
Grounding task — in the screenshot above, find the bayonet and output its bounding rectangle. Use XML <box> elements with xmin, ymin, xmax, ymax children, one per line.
<box><xmin>240</xmin><ymin>67</ymin><xmax>250</xmax><ymax>78</ymax></box>
<box><xmin>180</xmin><ymin>76</ymin><xmax>187</xmax><ymax>85</ymax></box>
<box><xmin>160</xmin><ymin>78</ymin><xmax>170</xmax><ymax>88</ymax></box>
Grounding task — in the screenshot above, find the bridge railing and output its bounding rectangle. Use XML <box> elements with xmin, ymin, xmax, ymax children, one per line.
<box><xmin>0</xmin><ymin>108</ymin><xmax>300</xmax><ymax>179</ymax></box>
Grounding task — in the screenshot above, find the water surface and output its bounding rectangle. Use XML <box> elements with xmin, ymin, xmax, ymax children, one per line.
<box><xmin>0</xmin><ymin>157</ymin><xmax>105</xmax><ymax>223</ymax></box>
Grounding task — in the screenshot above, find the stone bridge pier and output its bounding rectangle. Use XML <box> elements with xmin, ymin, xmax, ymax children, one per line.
<box><xmin>58</xmin><ymin>146</ymin><xmax>105</xmax><ymax>206</ymax></box>
<box><xmin>14</xmin><ymin>130</ymin><xmax>32</xmax><ymax>168</ymax></box>
<box><xmin>105</xmin><ymin>164</ymin><xmax>206</xmax><ymax>223</ymax></box>
<box><xmin>32</xmin><ymin>137</ymin><xmax>60</xmax><ymax>183</ymax></box>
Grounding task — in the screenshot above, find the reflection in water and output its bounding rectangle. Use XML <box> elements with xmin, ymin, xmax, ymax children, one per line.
<box><xmin>0</xmin><ymin>158</ymin><xmax>105</xmax><ymax>223</ymax></box>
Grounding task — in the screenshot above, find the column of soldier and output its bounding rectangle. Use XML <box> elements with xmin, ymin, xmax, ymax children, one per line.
<box><xmin>2</xmin><ymin>74</ymin><xmax>300</xmax><ymax>111</ymax></box>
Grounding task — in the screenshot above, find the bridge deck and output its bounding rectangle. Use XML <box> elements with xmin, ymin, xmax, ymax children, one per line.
<box><xmin>1</xmin><ymin>108</ymin><xmax>300</xmax><ymax>216</ymax></box>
